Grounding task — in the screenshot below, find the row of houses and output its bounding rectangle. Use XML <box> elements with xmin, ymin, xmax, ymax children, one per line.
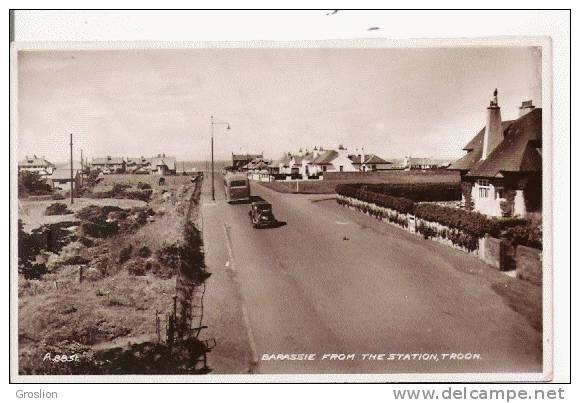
<box><xmin>90</xmin><ymin>154</ymin><xmax>178</xmax><ymax>175</ymax></box>
<box><xmin>18</xmin><ymin>153</ymin><xmax>181</xmax><ymax>176</ymax></box>
<box><xmin>236</xmin><ymin>148</ymin><xmax>452</xmax><ymax>177</ymax></box>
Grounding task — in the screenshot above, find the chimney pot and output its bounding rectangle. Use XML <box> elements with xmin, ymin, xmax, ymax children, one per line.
<box><xmin>518</xmin><ymin>100</ymin><xmax>535</xmax><ymax>117</ymax></box>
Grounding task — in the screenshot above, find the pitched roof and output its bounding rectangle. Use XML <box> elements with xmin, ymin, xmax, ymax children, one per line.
<box><xmin>293</xmin><ymin>155</ymin><xmax>305</xmax><ymax>165</ymax></box>
<box><xmin>349</xmin><ymin>154</ymin><xmax>391</xmax><ymax>165</ymax></box>
<box><xmin>19</xmin><ymin>157</ymin><xmax>54</xmax><ymax>167</ymax></box>
<box><xmin>450</xmin><ymin>108</ymin><xmax>541</xmax><ymax>177</ymax></box>
<box><xmin>311</xmin><ymin>150</ymin><xmax>339</xmax><ymax>165</ymax></box>
<box><xmin>127</xmin><ymin>157</ymin><xmax>149</xmax><ymax>165</ymax></box>
<box><xmin>92</xmin><ymin>157</ymin><xmax>124</xmax><ymax>165</ymax></box>
<box><xmin>279</xmin><ymin>153</ymin><xmax>292</xmax><ymax>165</ymax></box>
<box><xmin>466</xmin><ymin>108</ymin><xmax>541</xmax><ymax>177</ymax></box>
<box><xmin>449</xmin><ymin>120</ymin><xmax>516</xmax><ymax>171</ymax></box>
<box><xmin>149</xmin><ymin>156</ymin><xmax>176</xmax><ymax>170</ymax></box>
<box><xmin>50</xmin><ymin>168</ymin><xmax>81</xmax><ymax>181</ymax></box>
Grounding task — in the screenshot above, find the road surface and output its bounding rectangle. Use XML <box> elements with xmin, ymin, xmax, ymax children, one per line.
<box><xmin>201</xmin><ymin>176</ymin><xmax>542</xmax><ymax>375</ymax></box>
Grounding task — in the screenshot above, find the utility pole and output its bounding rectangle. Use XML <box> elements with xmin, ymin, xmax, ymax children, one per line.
<box><xmin>210</xmin><ymin>115</ymin><xmax>231</xmax><ymax>201</ymax></box>
<box><xmin>80</xmin><ymin>149</ymin><xmax>84</xmax><ymax>187</ymax></box>
<box><xmin>69</xmin><ymin>133</ymin><xmax>74</xmax><ymax>204</ymax></box>
<box><xmin>211</xmin><ymin>115</ymin><xmax>214</xmax><ymax>200</ymax></box>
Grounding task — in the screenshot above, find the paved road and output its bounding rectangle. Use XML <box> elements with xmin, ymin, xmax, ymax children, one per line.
<box><xmin>201</xmin><ymin>176</ymin><xmax>542</xmax><ymax>375</ymax></box>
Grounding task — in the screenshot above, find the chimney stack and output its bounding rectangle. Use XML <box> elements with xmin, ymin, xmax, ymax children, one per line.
<box><xmin>481</xmin><ymin>88</ymin><xmax>503</xmax><ymax>160</ymax></box>
<box><xmin>518</xmin><ymin>100</ymin><xmax>535</xmax><ymax>117</ymax></box>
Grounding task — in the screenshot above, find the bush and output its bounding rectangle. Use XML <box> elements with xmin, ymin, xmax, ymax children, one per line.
<box><xmin>503</xmin><ymin>224</ymin><xmax>542</xmax><ymax>250</ymax></box>
<box><xmin>138</xmin><ymin>246</ymin><xmax>152</xmax><ymax>258</ymax></box>
<box><xmin>122</xmin><ymin>189</ymin><xmax>153</xmax><ymax>202</ymax></box>
<box><xmin>80</xmin><ymin>221</ymin><xmax>119</xmax><ymax>238</ymax></box>
<box><xmin>75</xmin><ymin>205</ymin><xmax>125</xmax><ymax>223</ymax></box>
<box><xmin>118</xmin><ymin>245</ymin><xmax>133</xmax><ymax>264</ymax></box>
<box><xmin>18</xmin><ymin>171</ymin><xmax>52</xmax><ymax>197</ymax></box>
<box><xmin>112</xmin><ymin>183</ymin><xmax>131</xmax><ymax>195</ymax></box>
<box><xmin>136</xmin><ymin>182</ymin><xmax>152</xmax><ymax>190</ymax></box>
<box><xmin>45</xmin><ymin>202</ymin><xmax>72</xmax><ymax>216</ymax></box>
<box><xmin>336</xmin><ymin>184</ymin><xmax>414</xmax><ymax>214</ymax></box>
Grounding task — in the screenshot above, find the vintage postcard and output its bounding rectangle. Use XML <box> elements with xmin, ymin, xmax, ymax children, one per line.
<box><xmin>10</xmin><ymin>37</ymin><xmax>552</xmax><ymax>383</ymax></box>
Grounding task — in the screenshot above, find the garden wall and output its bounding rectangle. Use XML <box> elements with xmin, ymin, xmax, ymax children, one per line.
<box><xmin>515</xmin><ymin>245</ymin><xmax>543</xmax><ymax>286</ymax></box>
<box><xmin>337</xmin><ymin>194</ymin><xmax>542</xmax><ymax>282</ymax></box>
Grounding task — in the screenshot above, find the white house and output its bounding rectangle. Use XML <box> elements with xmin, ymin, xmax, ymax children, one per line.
<box><xmin>18</xmin><ymin>155</ymin><xmax>55</xmax><ymax>177</ymax></box>
<box><xmin>91</xmin><ymin>156</ymin><xmax>126</xmax><ymax>173</ymax></box>
<box><xmin>449</xmin><ymin>90</ymin><xmax>542</xmax><ymax>217</ymax></box>
<box><xmin>309</xmin><ymin>146</ymin><xmax>357</xmax><ymax>175</ymax></box>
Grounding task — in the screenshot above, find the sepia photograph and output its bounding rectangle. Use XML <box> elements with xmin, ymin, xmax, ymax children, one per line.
<box><xmin>10</xmin><ymin>26</ymin><xmax>554</xmax><ymax>382</ymax></box>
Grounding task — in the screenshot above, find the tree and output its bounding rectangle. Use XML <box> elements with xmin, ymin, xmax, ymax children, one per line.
<box><xmin>18</xmin><ymin>171</ymin><xmax>52</xmax><ymax>197</ymax></box>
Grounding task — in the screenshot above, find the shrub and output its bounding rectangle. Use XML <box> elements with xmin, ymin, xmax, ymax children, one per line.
<box><xmin>118</xmin><ymin>245</ymin><xmax>133</xmax><ymax>264</ymax></box>
<box><xmin>76</xmin><ymin>205</ymin><xmax>125</xmax><ymax>223</ymax></box>
<box><xmin>122</xmin><ymin>189</ymin><xmax>153</xmax><ymax>202</ymax></box>
<box><xmin>503</xmin><ymin>224</ymin><xmax>542</xmax><ymax>250</ymax></box>
<box><xmin>45</xmin><ymin>202</ymin><xmax>72</xmax><ymax>216</ymax></box>
<box><xmin>18</xmin><ymin>171</ymin><xmax>52</xmax><ymax>197</ymax></box>
<box><xmin>112</xmin><ymin>183</ymin><xmax>131</xmax><ymax>196</ymax></box>
<box><xmin>136</xmin><ymin>182</ymin><xmax>152</xmax><ymax>190</ymax></box>
<box><xmin>336</xmin><ymin>184</ymin><xmax>414</xmax><ymax>214</ymax></box>
<box><xmin>138</xmin><ymin>246</ymin><xmax>152</xmax><ymax>258</ymax></box>
<box><xmin>78</xmin><ymin>236</ymin><xmax>95</xmax><ymax>247</ymax></box>
<box><xmin>81</xmin><ymin>221</ymin><xmax>119</xmax><ymax>238</ymax></box>
<box><xmin>461</xmin><ymin>181</ymin><xmax>474</xmax><ymax>211</ymax></box>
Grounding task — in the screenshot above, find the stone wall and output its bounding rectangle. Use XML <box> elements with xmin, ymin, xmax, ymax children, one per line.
<box><xmin>515</xmin><ymin>245</ymin><xmax>543</xmax><ymax>286</ymax></box>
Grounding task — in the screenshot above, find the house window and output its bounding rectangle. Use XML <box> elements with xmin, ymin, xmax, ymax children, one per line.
<box><xmin>478</xmin><ymin>179</ymin><xmax>490</xmax><ymax>198</ymax></box>
<box><xmin>322</xmin><ymin>166</ymin><xmax>327</xmax><ymax>172</ymax></box>
<box><xmin>495</xmin><ymin>187</ymin><xmax>505</xmax><ymax>199</ymax></box>
<box><xmin>339</xmin><ymin>165</ymin><xmax>344</xmax><ymax>172</ymax></box>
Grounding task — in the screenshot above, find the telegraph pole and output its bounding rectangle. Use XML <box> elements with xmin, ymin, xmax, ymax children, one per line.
<box><xmin>69</xmin><ymin>133</ymin><xmax>74</xmax><ymax>204</ymax></box>
<box><xmin>80</xmin><ymin>149</ymin><xmax>84</xmax><ymax>187</ymax></box>
<box><xmin>209</xmin><ymin>115</ymin><xmax>231</xmax><ymax>201</ymax></box>
<box><xmin>211</xmin><ymin>116</ymin><xmax>214</xmax><ymax>200</ymax></box>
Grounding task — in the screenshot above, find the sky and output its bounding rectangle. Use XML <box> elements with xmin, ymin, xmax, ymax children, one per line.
<box><xmin>17</xmin><ymin>46</ymin><xmax>542</xmax><ymax>163</ymax></box>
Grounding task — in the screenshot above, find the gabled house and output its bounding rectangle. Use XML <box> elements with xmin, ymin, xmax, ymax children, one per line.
<box><xmin>126</xmin><ymin>156</ymin><xmax>150</xmax><ymax>172</ymax></box>
<box><xmin>278</xmin><ymin>153</ymin><xmax>294</xmax><ymax>174</ymax></box>
<box><xmin>349</xmin><ymin>153</ymin><xmax>392</xmax><ymax>171</ymax></box>
<box><xmin>18</xmin><ymin>155</ymin><xmax>55</xmax><ymax>176</ymax></box>
<box><xmin>309</xmin><ymin>146</ymin><xmax>357</xmax><ymax>175</ymax></box>
<box><xmin>149</xmin><ymin>154</ymin><xmax>177</xmax><ymax>175</ymax></box>
<box><xmin>449</xmin><ymin>90</ymin><xmax>542</xmax><ymax>217</ymax></box>
<box><xmin>91</xmin><ymin>156</ymin><xmax>126</xmax><ymax>173</ymax></box>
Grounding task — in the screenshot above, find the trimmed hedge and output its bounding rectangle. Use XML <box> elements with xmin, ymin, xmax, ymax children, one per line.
<box><xmin>353</xmin><ymin>183</ymin><xmax>461</xmax><ymax>202</ymax></box>
<box><xmin>336</xmin><ymin>184</ymin><xmax>414</xmax><ymax>214</ymax></box>
<box><xmin>336</xmin><ymin>183</ymin><xmax>541</xmax><ymax>249</ymax></box>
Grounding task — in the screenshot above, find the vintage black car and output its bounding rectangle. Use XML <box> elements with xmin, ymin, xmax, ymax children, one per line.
<box><xmin>248</xmin><ymin>201</ymin><xmax>276</xmax><ymax>228</ymax></box>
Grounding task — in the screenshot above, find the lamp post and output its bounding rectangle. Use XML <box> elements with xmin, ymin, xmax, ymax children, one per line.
<box><xmin>210</xmin><ymin>115</ymin><xmax>231</xmax><ymax>201</ymax></box>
